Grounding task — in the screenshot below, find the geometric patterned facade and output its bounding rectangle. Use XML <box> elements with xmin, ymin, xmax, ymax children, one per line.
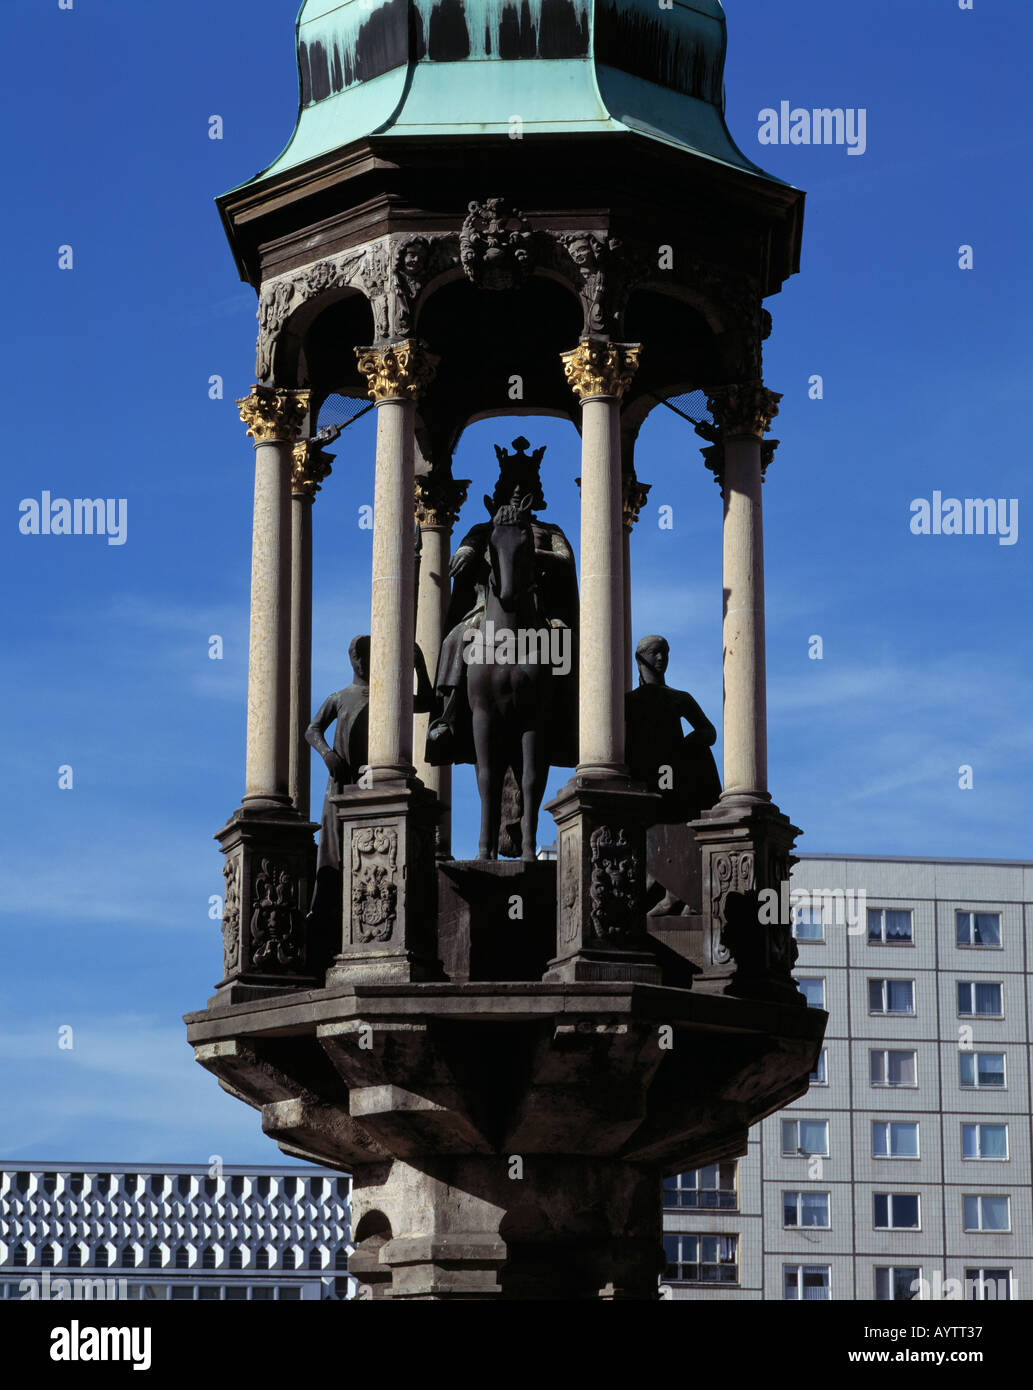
<box><xmin>663</xmin><ymin>854</ymin><xmax>1032</xmax><ymax>1300</ymax></box>
<box><xmin>0</xmin><ymin>1164</ymin><xmax>352</xmax><ymax>1301</ymax></box>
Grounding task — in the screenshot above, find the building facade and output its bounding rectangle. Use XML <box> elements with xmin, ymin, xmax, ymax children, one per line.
<box><xmin>0</xmin><ymin>1163</ymin><xmax>351</xmax><ymax>1302</ymax></box>
<box><xmin>663</xmin><ymin>855</ymin><xmax>1033</xmax><ymax>1301</ymax></box>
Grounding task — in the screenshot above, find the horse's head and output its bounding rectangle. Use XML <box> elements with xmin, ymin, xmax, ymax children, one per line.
<box><xmin>485</xmin><ymin>492</ymin><xmax>535</xmax><ymax>612</ymax></box>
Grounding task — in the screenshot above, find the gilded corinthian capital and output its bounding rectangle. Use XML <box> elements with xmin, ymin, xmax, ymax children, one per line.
<box><xmin>291</xmin><ymin>441</ymin><xmax>334</xmax><ymax>499</ymax></box>
<box><xmin>414</xmin><ymin>475</ymin><xmax>470</xmax><ymax>529</ymax></box>
<box><xmin>560</xmin><ymin>341</ymin><xmax>641</xmax><ymax>401</ymax></box>
<box><xmin>706</xmin><ymin>382</ymin><xmax>782</xmax><ymax>439</ymax></box>
<box><xmin>236</xmin><ymin>386</ymin><xmax>311</xmax><ymax>444</ymax></box>
<box><xmin>355</xmin><ymin>340</ymin><xmax>438</xmax><ymax>403</ymax></box>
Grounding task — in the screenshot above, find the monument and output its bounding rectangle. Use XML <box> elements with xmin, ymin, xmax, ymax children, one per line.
<box><xmin>186</xmin><ymin>0</ymin><xmax>826</xmax><ymax>1299</ymax></box>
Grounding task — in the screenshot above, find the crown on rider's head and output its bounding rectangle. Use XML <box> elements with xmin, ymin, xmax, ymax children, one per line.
<box><xmin>491</xmin><ymin>436</ymin><xmax>547</xmax><ymax>512</ymax></box>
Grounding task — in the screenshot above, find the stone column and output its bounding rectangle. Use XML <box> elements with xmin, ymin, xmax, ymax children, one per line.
<box><xmin>354</xmin><ymin>342</ymin><xmax>438</xmax><ymax>784</ymax></box>
<box><xmin>545</xmin><ymin>342</ymin><xmax>660</xmax><ymax>984</ymax></box>
<box><xmin>561</xmin><ymin>340</ymin><xmax>641</xmax><ymax>777</ymax></box>
<box><xmin>705</xmin><ymin>382</ymin><xmax>781</xmax><ymax>808</ymax></box>
<box><xmin>289</xmin><ymin>441</ymin><xmax>334</xmax><ymax>818</ymax></box>
<box><xmin>414</xmin><ymin>474</ymin><xmax>469</xmax><ymax>858</ymax></box>
<box><xmin>690</xmin><ymin>381</ymin><xmax>802</xmax><ymax>1005</ymax></box>
<box><xmin>622</xmin><ymin>473</ymin><xmax>651</xmax><ymax>693</ymax></box>
<box><xmin>236</xmin><ymin>386</ymin><xmax>311</xmax><ymax>809</ymax></box>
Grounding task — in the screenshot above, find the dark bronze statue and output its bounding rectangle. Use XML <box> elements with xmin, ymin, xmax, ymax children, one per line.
<box><xmin>306</xmin><ymin>635</ymin><xmax>433</xmax><ymax>929</ymax></box>
<box><xmin>625</xmin><ymin>634</ymin><xmax>721</xmax><ymax>915</ymax></box>
<box><xmin>425</xmin><ymin>438</ymin><xmax>578</xmax><ymax>858</ymax></box>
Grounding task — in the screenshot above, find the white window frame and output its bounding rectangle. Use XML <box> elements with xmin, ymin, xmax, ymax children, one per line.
<box><xmin>783</xmin><ymin>1264</ymin><xmax>831</xmax><ymax>1301</ymax></box>
<box><xmin>872</xmin><ymin>1121</ymin><xmax>920</xmax><ymax>1160</ymax></box>
<box><xmin>955</xmin><ymin>911</ymin><xmax>1003</xmax><ymax>950</ymax></box>
<box><xmin>868</xmin><ymin>978</ymin><xmax>916</xmax><ymax>1015</ymax></box>
<box><xmin>782</xmin><ymin>1190</ymin><xmax>831</xmax><ymax>1229</ymax></box>
<box><xmin>959</xmin><ymin>1051</ymin><xmax>1006</xmax><ymax>1090</ymax></box>
<box><xmin>781</xmin><ymin>1118</ymin><xmax>830</xmax><ymax>1158</ymax></box>
<box><xmin>961</xmin><ymin>1123</ymin><xmax>1009</xmax><ymax>1161</ymax></box>
<box><xmin>957</xmin><ymin>981</ymin><xmax>1004</xmax><ymax>1018</ymax></box>
<box><xmin>792</xmin><ymin>904</ymin><xmax>825</xmax><ymax>943</ymax></box>
<box><xmin>965</xmin><ymin>1268</ymin><xmax>1012</xmax><ymax>1301</ymax></box>
<box><xmin>797</xmin><ymin>977</ymin><xmax>826</xmax><ymax>1010</ymax></box>
<box><xmin>869</xmin><ymin>1049</ymin><xmax>918</xmax><ymax>1088</ymax></box>
<box><xmin>873</xmin><ymin>1192</ymin><xmax>921</xmax><ymax>1231</ymax></box>
<box><xmin>810</xmin><ymin>1049</ymin><xmax>828</xmax><ymax>1086</ymax></box>
<box><xmin>867</xmin><ymin>907</ymin><xmax>914</xmax><ymax>945</ymax></box>
<box><xmin>962</xmin><ymin>1194</ymin><xmax>1011</xmax><ymax>1233</ymax></box>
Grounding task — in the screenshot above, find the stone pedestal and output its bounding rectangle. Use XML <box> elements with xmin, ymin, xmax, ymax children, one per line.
<box><xmin>544</xmin><ymin>777</ymin><xmax>662</xmax><ymax>983</ymax></box>
<box><xmin>692</xmin><ymin>799</ymin><xmax>803</xmax><ymax>1005</ymax></box>
<box><xmin>325</xmin><ymin>780</ymin><xmax>444</xmax><ymax>985</ymax></box>
<box><xmin>437</xmin><ymin>860</ymin><xmax>557</xmax><ymax>982</ymax></box>
<box><xmin>211</xmin><ymin>808</ymin><xmax>321</xmax><ymax>1005</ymax></box>
<box><xmin>187</xmin><ymin>981</ymin><xmax>826</xmax><ymax>1301</ymax></box>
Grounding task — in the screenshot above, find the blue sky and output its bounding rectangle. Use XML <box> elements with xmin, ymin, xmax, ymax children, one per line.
<box><xmin>1</xmin><ymin>0</ymin><xmax>1029</xmax><ymax>1164</ymax></box>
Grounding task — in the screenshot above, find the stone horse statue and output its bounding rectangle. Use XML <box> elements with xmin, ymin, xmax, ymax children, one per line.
<box><xmin>425</xmin><ymin>439</ymin><xmax>578</xmax><ymax>859</ymax></box>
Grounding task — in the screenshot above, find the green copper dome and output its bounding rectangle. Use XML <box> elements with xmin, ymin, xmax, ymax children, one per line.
<box><xmin>238</xmin><ymin>0</ymin><xmax>781</xmax><ymax>188</ymax></box>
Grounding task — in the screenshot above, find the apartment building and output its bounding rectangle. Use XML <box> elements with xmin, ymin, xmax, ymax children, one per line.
<box><xmin>0</xmin><ymin>1163</ymin><xmax>351</xmax><ymax>1302</ymax></box>
<box><xmin>663</xmin><ymin>855</ymin><xmax>1033</xmax><ymax>1301</ymax></box>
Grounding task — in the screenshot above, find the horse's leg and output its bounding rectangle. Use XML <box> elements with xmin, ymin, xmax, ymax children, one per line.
<box><xmin>472</xmin><ymin>701</ymin><xmax>496</xmax><ymax>860</ymax></box>
<box><xmin>520</xmin><ymin>725</ymin><xmax>547</xmax><ymax>864</ymax></box>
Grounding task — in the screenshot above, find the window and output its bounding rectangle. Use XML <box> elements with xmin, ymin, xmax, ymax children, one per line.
<box><xmin>956</xmin><ymin>912</ymin><xmax>1001</xmax><ymax>948</ymax></box>
<box><xmin>148</xmin><ymin>1247</ymin><xmax>163</xmax><ymax>1269</ymax></box>
<box><xmin>335</xmin><ymin>1249</ymin><xmax>349</xmax><ymax>1270</ymax></box>
<box><xmin>959</xmin><ymin>1052</ymin><xmax>1005</xmax><ymax>1089</ymax></box>
<box><xmin>869</xmin><ymin>979</ymin><xmax>915</xmax><ymax>1014</ymax></box>
<box><xmin>873</xmin><ymin>1194</ymin><xmax>920</xmax><ymax>1230</ymax></box>
<box><xmin>68</xmin><ymin>1247</ymin><xmax>83</xmax><ymax>1269</ymax></box>
<box><xmin>256</xmin><ymin>1177</ymin><xmax>271</xmax><ymax>1199</ymax></box>
<box><xmin>868</xmin><ymin>909</ymin><xmax>913</xmax><ymax>944</ymax></box>
<box><xmin>872</xmin><ymin>1121</ymin><xmax>920</xmax><ymax>1159</ymax></box>
<box><xmin>229</xmin><ymin>1249</ymin><xmax>243</xmax><ymax>1270</ymax></box>
<box><xmin>663</xmin><ymin>1164</ymin><xmax>738</xmax><ymax>1210</ymax></box>
<box><xmin>42</xmin><ymin>1173</ymin><xmax>58</xmax><ymax>1196</ymax></box>
<box><xmin>203</xmin><ymin>1177</ymin><xmax>218</xmax><ymax>1199</ymax></box>
<box><xmin>792</xmin><ymin>905</ymin><xmax>824</xmax><ymax>942</ymax></box>
<box><xmin>308</xmin><ymin>1249</ymin><xmax>324</xmax><ymax>1270</ymax></box>
<box><xmin>174</xmin><ymin>1247</ymin><xmax>189</xmax><ymax>1269</ymax></box>
<box><xmin>177</xmin><ymin>1175</ymin><xmax>192</xmax><ymax>1198</ymax></box>
<box><xmin>255</xmin><ymin>1249</ymin><xmax>270</xmax><ymax>1270</ymax></box>
<box><xmin>13</xmin><ymin>1246</ymin><xmax>28</xmax><ymax>1268</ymax></box>
<box><xmin>279</xmin><ymin>1287</ymin><xmax>301</xmax><ymax>1301</ymax></box>
<box><xmin>798</xmin><ymin>977</ymin><xmax>825</xmax><ymax>1010</ymax></box>
<box><xmin>663</xmin><ymin>1234</ymin><xmax>738</xmax><ymax>1285</ymax></box>
<box><xmin>784</xmin><ymin>1265</ymin><xmax>830</xmax><ymax>1301</ymax></box>
<box><xmin>962</xmin><ymin>1124</ymin><xmax>1008</xmax><ymax>1161</ymax></box>
<box><xmin>966</xmin><ymin>1269</ymin><xmax>1012</xmax><ymax>1301</ymax></box>
<box><xmin>957</xmin><ymin>982</ymin><xmax>1003</xmax><ymax>1017</ymax></box>
<box><xmin>95</xmin><ymin>1247</ymin><xmax>110</xmax><ymax>1269</ymax></box>
<box><xmin>781</xmin><ymin>1119</ymin><xmax>829</xmax><ymax>1158</ymax></box>
<box><xmin>202</xmin><ymin>1247</ymin><xmax>216</xmax><ymax>1270</ymax></box>
<box><xmin>963</xmin><ymin>1195</ymin><xmax>1010</xmax><ymax>1232</ymax></box>
<box><xmin>93</xmin><ymin>1174</ymin><xmax>111</xmax><ymax>1195</ymax></box>
<box><xmin>121</xmin><ymin>1248</ymin><xmax>138</xmax><ymax>1269</ymax></box>
<box><xmin>231</xmin><ymin>1176</ymin><xmax>246</xmax><ymax>1198</ymax></box>
<box><xmin>282</xmin><ymin>1250</ymin><xmax>297</xmax><ymax>1271</ymax></box>
<box><xmin>783</xmin><ymin>1191</ymin><xmax>830</xmax><ymax>1228</ymax></box>
<box><xmin>69</xmin><ymin>1174</ymin><xmax>85</xmax><ymax>1195</ymax></box>
<box><xmin>41</xmin><ymin>1246</ymin><xmax>55</xmax><ymax>1268</ymax></box>
<box><xmin>810</xmin><ymin>1049</ymin><xmax>828</xmax><ymax>1086</ymax></box>
<box><xmin>252</xmin><ymin>1288</ymin><xmax>274</xmax><ymax>1301</ymax></box>
<box><xmin>875</xmin><ymin>1267</ymin><xmax>922</xmax><ymax>1301</ymax></box>
<box><xmin>870</xmin><ymin>1050</ymin><xmax>917</xmax><ymax>1087</ymax></box>
<box><xmin>14</xmin><ymin>1173</ymin><xmax>31</xmax><ymax>1195</ymax></box>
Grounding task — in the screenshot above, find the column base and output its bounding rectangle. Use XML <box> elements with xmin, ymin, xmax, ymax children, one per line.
<box><xmin>691</xmin><ymin>798</ymin><xmax>805</xmax><ymax>1005</ymax></box>
<box><xmin>544</xmin><ymin>775</ymin><xmax>661</xmax><ymax>983</ymax></box>
<box><xmin>325</xmin><ymin>778</ymin><xmax>445</xmax><ymax>985</ymax></box>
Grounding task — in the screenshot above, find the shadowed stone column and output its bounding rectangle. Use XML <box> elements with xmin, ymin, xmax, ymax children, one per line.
<box><xmin>706</xmin><ymin>382</ymin><xmax>781</xmax><ymax>808</ymax></box>
<box><xmin>622</xmin><ymin>473</ymin><xmax>651</xmax><ymax>693</ymax></box>
<box><xmin>288</xmin><ymin>440</ymin><xmax>334</xmax><ymax>819</ymax></box>
<box><xmin>545</xmin><ymin>342</ymin><xmax>659</xmax><ymax>983</ymax></box>
<box><xmin>237</xmin><ymin>386</ymin><xmax>311</xmax><ymax>809</ymax></box>
<box><xmin>355</xmin><ymin>341</ymin><xmax>438</xmax><ymax>784</ymax></box>
<box><xmin>690</xmin><ymin>381</ymin><xmax>802</xmax><ymax>1004</ymax></box>
<box><xmin>414</xmin><ymin>474</ymin><xmax>469</xmax><ymax>858</ymax></box>
<box><xmin>562</xmin><ymin>340</ymin><xmax>641</xmax><ymax>777</ymax></box>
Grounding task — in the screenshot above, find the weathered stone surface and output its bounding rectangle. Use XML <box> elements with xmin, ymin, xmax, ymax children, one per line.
<box><xmin>437</xmin><ymin>860</ymin><xmax>556</xmax><ymax>982</ymax></box>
